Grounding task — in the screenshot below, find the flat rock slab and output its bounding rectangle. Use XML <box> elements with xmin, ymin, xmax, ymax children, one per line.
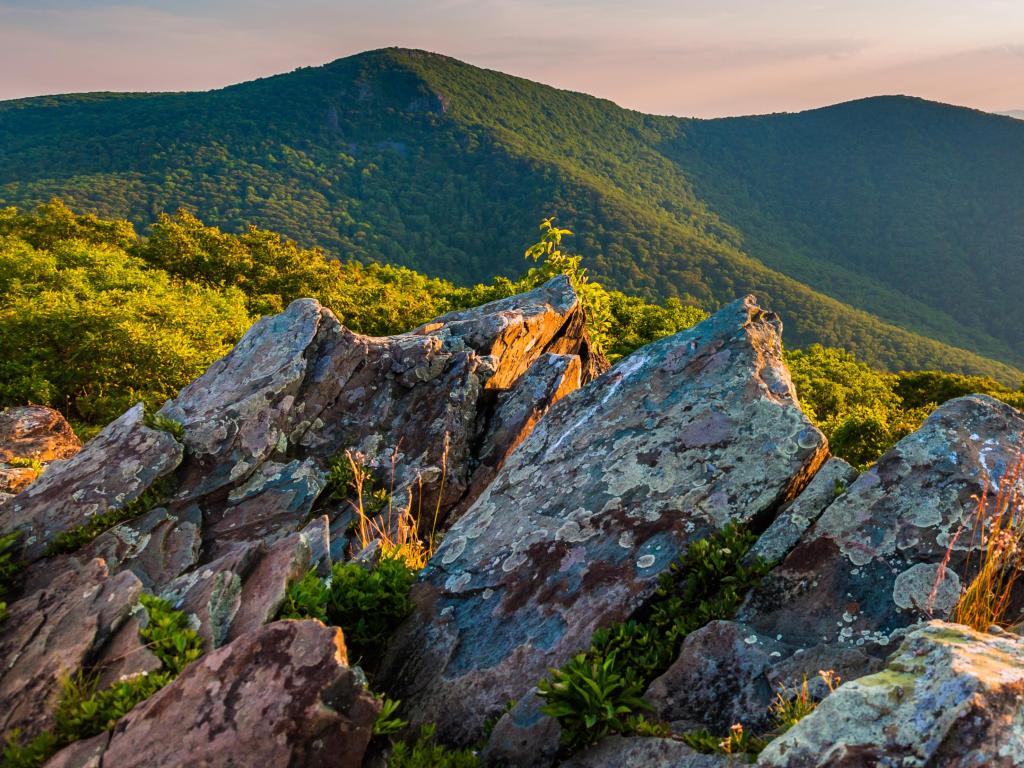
<box><xmin>380</xmin><ymin>296</ymin><xmax>826</xmax><ymax>743</ymax></box>
<box><xmin>757</xmin><ymin>621</ymin><xmax>1024</xmax><ymax>767</ymax></box>
<box><xmin>740</xmin><ymin>395</ymin><xmax>1024</xmax><ymax>651</ymax></box>
<box><xmin>0</xmin><ymin>558</ymin><xmax>142</xmax><ymax>739</ymax></box>
<box><xmin>97</xmin><ymin>620</ymin><xmax>380</xmax><ymax>768</ymax></box>
<box><xmin>1</xmin><ymin>404</ymin><xmax>183</xmax><ymax>563</ymax></box>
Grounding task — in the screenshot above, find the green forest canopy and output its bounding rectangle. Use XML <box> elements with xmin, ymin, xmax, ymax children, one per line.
<box><xmin>1</xmin><ymin>200</ymin><xmax>1021</xmax><ymax>469</ymax></box>
<box><xmin>1</xmin><ymin>49</ymin><xmax>1022</xmax><ymax>382</ymax></box>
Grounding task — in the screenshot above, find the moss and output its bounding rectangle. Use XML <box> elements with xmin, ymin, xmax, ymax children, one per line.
<box><xmin>142</xmin><ymin>411</ymin><xmax>184</xmax><ymax>441</ymax></box>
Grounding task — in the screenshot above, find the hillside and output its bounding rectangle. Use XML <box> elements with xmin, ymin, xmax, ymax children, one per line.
<box><xmin>0</xmin><ymin>48</ymin><xmax>1022</xmax><ymax>382</ymax></box>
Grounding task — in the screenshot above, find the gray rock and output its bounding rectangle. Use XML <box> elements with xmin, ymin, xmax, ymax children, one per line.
<box><xmin>228</xmin><ymin>531</ymin><xmax>313</xmax><ymax>641</ymax></box>
<box><xmin>740</xmin><ymin>395</ymin><xmax>1024</xmax><ymax>650</ymax></box>
<box><xmin>1</xmin><ymin>404</ymin><xmax>183</xmax><ymax>563</ymax></box>
<box><xmin>746</xmin><ymin>457</ymin><xmax>857</xmax><ymax>566</ymax></box>
<box><xmin>97</xmin><ymin>620</ymin><xmax>380</xmax><ymax>768</ymax></box>
<box><xmin>379</xmin><ymin>296</ymin><xmax>827</xmax><ymax>744</ymax></box>
<box><xmin>757</xmin><ymin>621</ymin><xmax>1024</xmax><ymax>767</ymax></box>
<box><xmin>560</xmin><ymin>736</ymin><xmax>741</xmax><ymax>768</ymax></box>
<box><xmin>92</xmin><ymin>614</ymin><xmax>163</xmax><ymax>689</ymax></box>
<box><xmin>43</xmin><ymin>733</ymin><xmax>109</xmax><ymax>768</ymax></box>
<box><xmin>0</xmin><ymin>559</ymin><xmax>142</xmax><ymax>739</ymax></box>
<box><xmin>482</xmin><ymin>689</ymin><xmax>562</xmax><ymax>768</ymax></box>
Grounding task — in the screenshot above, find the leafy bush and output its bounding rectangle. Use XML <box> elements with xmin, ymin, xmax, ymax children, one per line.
<box><xmin>388</xmin><ymin>725</ymin><xmax>478</xmax><ymax>768</ymax></box>
<box><xmin>373</xmin><ymin>696</ymin><xmax>408</xmax><ymax>737</ymax></box>
<box><xmin>537</xmin><ymin>524</ymin><xmax>770</xmax><ymax>752</ymax></box>
<box><xmin>682</xmin><ymin>724</ymin><xmax>766</xmax><ymax>761</ymax></box>
<box><xmin>46</xmin><ymin>477</ymin><xmax>175</xmax><ymax>556</ymax></box>
<box><xmin>137</xmin><ymin>593</ymin><xmax>204</xmax><ymax>675</ymax></box>
<box><xmin>279</xmin><ymin>556</ymin><xmax>415</xmax><ymax>668</ymax></box>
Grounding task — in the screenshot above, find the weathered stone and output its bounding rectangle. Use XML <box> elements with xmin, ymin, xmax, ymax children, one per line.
<box><xmin>93</xmin><ymin>614</ymin><xmax>163</xmax><ymax>689</ymax></box>
<box><xmin>746</xmin><ymin>457</ymin><xmax>857</xmax><ymax>566</ymax></box>
<box><xmin>560</xmin><ymin>736</ymin><xmax>741</xmax><ymax>768</ymax></box>
<box><xmin>757</xmin><ymin>621</ymin><xmax>1024</xmax><ymax>767</ymax></box>
<box><xmin>203</xmin><ymin>458</ymin><xmax>325</xmax><ymax>560</ymax></box>
<box><xmin>160</xmin><ymin>543</ymin><xmax>262</xmax><ymax>650</ymax></box>
<box><xmin>300</xmin><ymin>514</ymin><xmax>332</xmax><ymax>577</ymax></box>
<box><xmin>0</xmin><ymin>559</ymin><xmax>142</xmax><ymax>739</ymax></box>
<box><xmin>83</xmin><ymin>505</ymin><xmax>202</xmax><ymax>590</ymax></box>
<box><xmin>0</xmin><ymin>405</ymin><xmax>81</xmax><ymax>463</ymax></box>
<box><xmin>740</xmin><ymin>395</ymin><xmax>1024</xmax><ymax>651</ymax></box>
<box><xmin>97</xmin><ymin>620</ymin><xmax>380</xmax><ymax>768</ymax></box>
<box><xmin>1</xmin><ymin>404</ymin><xmax>183</xmax><ymax>563</ymax></box>
<box><xmin>482</xmin><ymin>689</ymin><xmax>562</xmax><ymax>768</ymax></box>
<box><xmin>379</xmin><ymin>296</ymin><xmax>827</xmax><ymax>744</ymax></box>
<box><xmin>43</xmin><ymin>733</ymin><xmax>110</xmax><ymax>768</ymax></box>
<box><xmin>0</xmin><ymin>465</ymin><xmax>39</xmax><ymax>494</ymax></box>
<box><xmin>228</xmin><ymin>532</ymin><xmax>312</xmax><ymax>641</ymax></box>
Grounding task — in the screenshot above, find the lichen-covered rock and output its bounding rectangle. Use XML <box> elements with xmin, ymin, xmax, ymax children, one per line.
<box><xmin>0</xmin><ymin>559</ymin><xmax>142</xmax><ymax>739</ymax></box>
<box><xmin>93</xmin><ymin>615</ymin><xmax>163</xmax><ymax>689</ymax></box>
<box><xmin>746</xmin><ymin>457</ymin><xmax>857</xmax><ymax>567</ymax></box>
<box><xmin>43</xmin><ymin>733</ymin><xmax>109</xmax><ymax>768</ymax></box>
<box><xmin>228</xmin><ymin>531</ymin><xmax>314</xmax><ymax>641</ymax></box>
<box><xmin>740</xmin><ymin>395</ymin><xmax>1024</xmax><ymax>651</ymax></box>
<box><xmin>0</xmin><ymin>404</ymin><xmax>183</xmax><ymax>563</ymax></box>
<box><xmin>0</xmin><ymin>405</ymin><xmax>81</xmax><ymax>463</ymax></box>
<box><xmin>95</xmin><ymin>620</ymin><xmax>380</xmax><ymax>768</ymax></box>
<box><xmin>560</xmin><ymin>736</ymin><xmax>741</xmax><ymax>767</ymax></box>
<box><xmin>757</xmin><ymin>622</ymin><xmax>1024</xmax><ymax>767</ymax></box>
<box><xmin>379</xmin><ymin>296</ymin><xmax>826</xmax><ymax>744</ymax></box>
<box><xmin>481</xmin><ymin>689</ymin><xmax>562</xmax><ymax>768</ymax></box>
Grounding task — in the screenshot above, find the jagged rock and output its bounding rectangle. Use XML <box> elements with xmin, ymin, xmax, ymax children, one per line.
<box><xmin>757</xmin><ymin>622</ymin><xmax>1024</xmax><ymax>767</ymax></box>
<box><xmin>482</xmin><ymin>689</ymin><xmax>562</xmax><ymax>768</ymax></box>
<box><xmin>379</xmin><ymin>296</ymin><xmax>827</xmax><ymax>744</ymax></box>
<box><xmin>0</xmin><ymin>465</ymin><xmax>38</xmax><ymax>494</ymax></box>
<box><xmin>300</xmin><ymin>514</ymin><xmax>333</xmax><ymax>577</ymax></box>
<box><xmin>44</xmin><ymin>733</ymin><xmax>109</xmax><ymax>768</ymax></box>
<box><xmin>740</xmin><ymin>395</ymin><xmax>1024</xmax><ymax>650</ymax></box>
<box><xmin>228</xmin><ymin>530</ymin><xmax>314</xmax><ymax>641</ymax></box>
<box><xmin>0</xmin><ymin>559</ymin><xmax>142</xmax><ymax>739</ymax></box>
<box><xmin>94</xmin><ymin>620</ymin><xmax>380</xmax><ymax>768</ymax></box>
<box><xmin>203</xmin><ymin>458</ymin><xmax>326</xmax><ymax>560</ymax></box>
<box><xmin>0</xmin><ymin>405</ymin><xmax>81</xmax><ymax>462</ymax></box>
<box><xmin>746</xmin><ymin>457</ymin><xmax>857</xmax><ymax>566</ymax></box>
<box><xmin>0</xmin><ymin>404</ymin><xmax>183</xmax><ymax>563</ymax></box>
<box><xmin>559</xmin><ymin>736</ymin><xmax>741</xmax><ymax>767</ymax></box>
<box><xmin>93</xmin><ymin>615</ymin><xmax>163</xmax><ymax>689</ymax></box>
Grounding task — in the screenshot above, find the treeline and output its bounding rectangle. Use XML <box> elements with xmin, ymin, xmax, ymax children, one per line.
<box><xmin>1</xmin><ymin>201</ymin><xmax>1021</xmax><ymax>467</ymax></box>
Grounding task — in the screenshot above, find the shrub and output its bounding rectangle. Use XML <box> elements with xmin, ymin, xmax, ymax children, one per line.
<box><xmin>682</xmin><ymin>724</ymin><xmax>766</xmax><ymax>761</ymax></box>
<box><xmin>388</xmin><ymin>725</ymin><xmax>478</xmax><ymax>768</ymax></box>
<box><xmin>137</xmin><ymin>593</ymin><xmax>204</xmax><ymax>675</ymax></box>
<box><xmin>537</xmin><ymin>524</ymin><xmax>770</xmax><ymax>752</ymax></box>
<box><xmin>373</xmin><ymin>696</ymin><xmax>408</xmax><ymax>737</ymax></box>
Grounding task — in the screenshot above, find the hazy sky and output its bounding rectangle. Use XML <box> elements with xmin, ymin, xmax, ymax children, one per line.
<box><xmin>1</xmin><ymin>0</ymin><xmax>1022</xmax><ymax>117</ymax></box>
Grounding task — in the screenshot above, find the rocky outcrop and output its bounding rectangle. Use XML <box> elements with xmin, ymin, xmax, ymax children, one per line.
<box><xmin>379</xmin><ymin>296</ymin><xmax>827</xmax><ymax>744</ymax></box>
<box><xmin>57</xmin><ymin>620</ymin><xmax>380</xmax><ymax>768</ymax></box>
<box><xmin>0</xmin><ymin>559</ymin><xmax>142</xmax><ymax>739</ymax></box>
<box><xmin>0</xmin><ymin>404</ymin><xmax>183</xmax><ymax>563</ymax></box>
<box><xmin>0</xmin><ymin>406</ymin><xmax>81</xmax><ymax>495</ymax></box>
<box><xmin>757</xmin><ymin>622</ymin><xmax>1024</xmax><ymax>767</ymax></box>
<box><xmin>560</xmin><ymin>736</ymin><xmax>740</xmax><ymax>767</ymax></box>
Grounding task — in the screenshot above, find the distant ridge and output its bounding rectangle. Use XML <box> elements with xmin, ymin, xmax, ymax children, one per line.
<box><xmin>0</xmin><ymin>48</ymin><xmax>1022</xmax><ymax>383</ymax></box>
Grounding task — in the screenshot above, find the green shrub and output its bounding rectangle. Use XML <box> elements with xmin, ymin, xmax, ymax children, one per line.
<box><xmin>682</xmin><ymin>724</ymin><xmax>766</xmax><ymax>762</ymax></box>
<box><xmin>138</xmin><ymin>594</ymin><xmax>204</xmax><ymax>675</ymax></box>
<box><xmin>278</xmin><ymin>556</ymin><xmax>415</xmax><ymax>668</ymax></box>
<box><xmin>142</xmin><ymin>412</ymin><xmax>184</xmax><ymax>441</ymax></box>
<box><xmin>538</xmin><ymin>523</ymin><xmax>770</xmax><ymax>752</ymax></box>
<box><xmin>7</xmin><ymin>458</ymin><xmax>42</xmax><ymax>473</ymax></box>
<box><xmin>0</xmin><ymin>731</ymin><xmax>57</xmax><ymax>768</ymax></box>
<box><xmin>388</xmin><ymin>725</ymin><xmax>478</xmax><ymax>768</ymax></box>
<box><xmin>55</xmin><ymin>671</ymin><xmax>172</xmax><ymax>742</ymax></box>
<box><xmin>46</xmin><ymin>477</ymin><xmax>175</xmax><ymax>556</ymax></box>
<box><xmin>373</xmin><ymin>696</ymin><xmax>408</xmax><ymax>737</ymax></box>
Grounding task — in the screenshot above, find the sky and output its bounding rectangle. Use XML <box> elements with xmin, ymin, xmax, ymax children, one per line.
<box><xmin>1</xmin><ymin>0</ymin><xmax>1022</xmax><ymax>118</ymax></box>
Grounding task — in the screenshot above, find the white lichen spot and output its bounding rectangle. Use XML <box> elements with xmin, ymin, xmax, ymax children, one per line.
<box><xmin>636</xmin><ymin>554</ymin><xmax>656</xmax><ymax>569</ymax></box>
<box><xmin>744</xmin><ymin>635</ymin><xmax>758</xmax><ymax>645</ymax></box>
<box><xmin>619</xmin><ymin>531</ymin><xmax>634</xmax><ymax>549</ymax></box>
<box><xmin>441</xmin><ymin>536</ymin><xmax>467</xmax><ymax>565</ymax></box>
<box><xmin>444</xmin><ymin>572</ymin><xmax>472</xmax><ymax>592</ymax></box>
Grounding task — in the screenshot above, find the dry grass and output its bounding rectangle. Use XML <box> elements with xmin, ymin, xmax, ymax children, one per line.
<box><xmin>345</xmin><ymin>434</ymin><xmax>449</xmax><ymax>570</ymax></box>
<box><xmin>934</xmin><ymin>455</ymin><xmax>1024</xmax><ymax>631</ymax></box>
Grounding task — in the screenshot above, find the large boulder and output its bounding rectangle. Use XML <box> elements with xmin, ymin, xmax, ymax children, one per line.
<box><xmin>0</xmin><ymin>404</ymin><xmax>183</xmax><ymax>563</ymax></box>
<box><xmin>379</xmin><ymin>296</ymin><xmax>827</xmax><ymax>744</ymax></box>
<box><xmin>560</xmin><ymin>736</ymin><xmax>741</xmax><ymax>767</ymax></box>
<box><xmin>0</xmin><ymin>406</ymin><xmax>82</xmax><ymax>493</ymax></box>
<box><xmin>57</xmin><ymin>620</ymin><xmax>380</xmax><ymax>768</ymax></box>
<box><xmin>0</xmin><ymin>559</ymin><xmax>142</xmax><ymax>739</ymax></box>
<box><xmin>757</xmin><ymin>622</ymin><xmax>1024</xmax><ymax>767</ymax></box>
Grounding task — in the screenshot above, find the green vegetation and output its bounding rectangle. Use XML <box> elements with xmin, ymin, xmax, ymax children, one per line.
<box><xmin>1</xmin><ymin>50</ymin><xmax>1021</xmax><ymax>381</ymax></box>
<box><xmin>537</xmin><ymin>524</ymin><xmax>770</xmax><ymax>752</ymax></box>
<box><xmin>387</xmin><ymin>725</ymin><xmax>478</xmax><ymax>768</ymax></box>
<box><xmin>278</xmin><ymin>556</ymin><xmax>416</xmax><ymax>668</ymax></box>
<box><xmin>0</xmin><ymin>594</ymin><xmax>202</xmax><ymax>768</ymax></box>
<box><xmin>372</xmin><ymin>696</ymin><xmax>408</xmax><ymax>737</ymax></box>
<box><xmin>142</xmin><ymin>411</ymin><xmax>184</xmax><ymax>441</ymax></box>
<box><xmin>0</xmin><ymin>533</ymin><xmax>20</xmax><ymax>623</ymax></box>
<box><xmin>45</xmin><ymin>477</ymin><xmax>175</xmax><ymax>555</ymax></box>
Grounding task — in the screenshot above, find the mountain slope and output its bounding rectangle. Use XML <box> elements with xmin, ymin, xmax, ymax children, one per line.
<box><xmin>0</xmin><ymin>48</ymin><xmax>1021</xmax><ymax>383</ymax></box>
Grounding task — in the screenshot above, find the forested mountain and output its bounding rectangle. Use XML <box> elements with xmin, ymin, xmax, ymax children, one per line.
<box><xmin>1</xmin><ymin>48</ymin><xmax>1022</xmax><ymax>382</ymax></box>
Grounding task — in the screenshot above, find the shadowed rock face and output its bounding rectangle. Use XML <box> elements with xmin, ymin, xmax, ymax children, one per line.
<box><xmin>65</xmin><ymin>621</ymin><xmax>380</xmax><ymax>768</ymax></box>
<box><xmin>758</xmin><ymin>622</ymin><xmax>1024</xmax><ymax>768</ymax></box>
<box><xmin>379</xmin><ymin>296</ymin><xmax>827</xmax><ymax>744</ymax></box>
